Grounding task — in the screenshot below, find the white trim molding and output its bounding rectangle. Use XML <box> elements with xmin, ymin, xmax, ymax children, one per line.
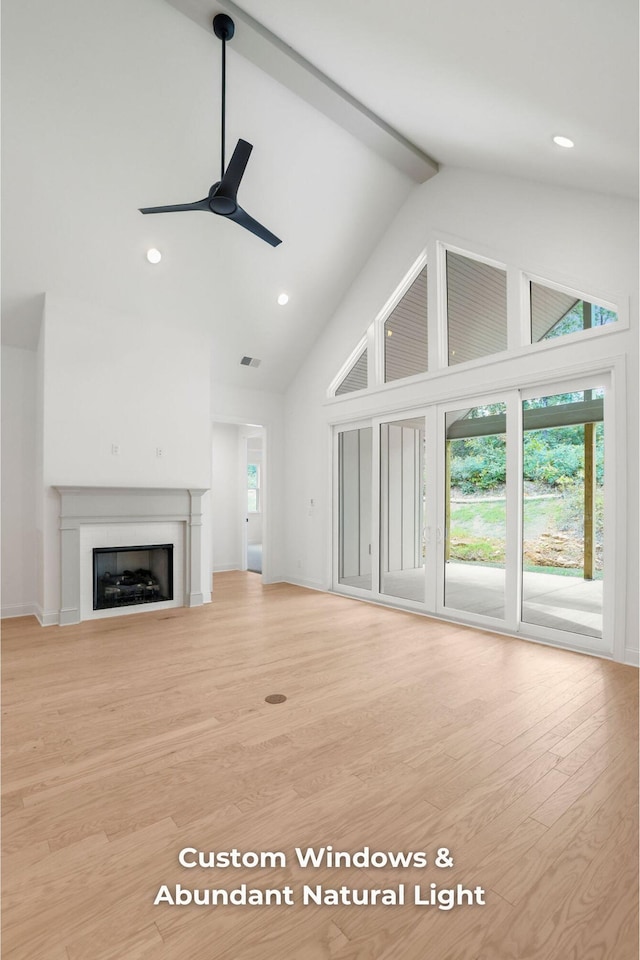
<box><xmin>55</xmin><ymin>486</ymin><xmax>209</xmax><ymax>625</ymax></box>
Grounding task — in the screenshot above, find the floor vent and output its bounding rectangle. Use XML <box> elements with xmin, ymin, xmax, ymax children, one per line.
<box><xmin>265</xmin><ymin>694</ymin><xmax>287</xmax><ymax>704</ymax></box>
<box><xmin>240</xmin><ymin>356</ymin><xmax>261</xmax><ymax>367</ymax></box>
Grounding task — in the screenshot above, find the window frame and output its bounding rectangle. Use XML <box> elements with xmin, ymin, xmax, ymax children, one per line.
<box><xmin>522</xmin><ymin>271</ymin><xmax>624</xmax><ymax>350</ymax></box>
<box><xmin>439</xmin><ymin>242</ymin><xmax>509</xmax><ymax>370</ymax></box>
<box><xmin>325</xmin><ymin>236</ymin><xmax>628</xmax><ymax>404</ymax></box>
<box><xmin>378</xmin><ymin>253</ymin><xmax>429</xmax><ymax>386</ymax></box>
<box><xmin>327</xmin><ymin>336</ymin><xmax>369</xmax><ymax>399</ymax></box>
<box><xmin>247</xmin><ymin>462</ymin><xmax>261</xmax><ymax>514</ymax></box>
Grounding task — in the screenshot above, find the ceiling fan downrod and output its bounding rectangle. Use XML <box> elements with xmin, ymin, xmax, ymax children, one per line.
<box><xmin>138</xmin><ymin>10</ymin><xmax>281</xmax><ymax>246</ymax></box>
<box><xmin>213</xmin><ymin>14</ymin><xmax>235</xmax><ymax>181</ymax></box>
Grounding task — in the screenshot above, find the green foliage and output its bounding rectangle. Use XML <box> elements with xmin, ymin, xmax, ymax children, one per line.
<box><xmin>523</xmin><ymin>434</ymin><xmax>582</xmax><ymax>487</ymax></box>
<box><xmin>450</xmin><ymin>435</ymin><xmax>506</xmax><ymax>493</ymax></box>
<box><xmin>450</xmin><ymin>422</ymin><xmax>603</xmax><ymax>491</ymax></box>
<box><xmin>542</xmin><ymin>302</ymin><xmax>616</xmax><ymax>341</ymax></box>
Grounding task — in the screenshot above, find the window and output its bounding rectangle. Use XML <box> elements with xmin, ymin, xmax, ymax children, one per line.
<box><xmin>446</xmin><ymin>252</ymin><xmax>507</xmax><ymax>365</ymax></box>
<box><xmin>379</xmin><ymin>418</ymin><xmax>426</xmax><ymax>602</ymax></box>
<box><xmin>444</xmin><ymin>402</ymin><xmax>507</xmax><ymax>619</ymax></box>
<box><xmin>337</xmin><ymin>427</ymin><xmax>372</xmax><ymax>590</ymax></box>
<box><xmin>521</xmin><ymin>388</ymin><xmax>604</xmax><ymax>638</ymax></box>
<box><xmin>530</xmin><ymin>281</ymin><xmax>617</xmax><ymax>343</ymax></box>
<box><xmin>335</xmin><ymin>348</ymin><xmax>368</xmax><ymax>395</ymax></box>
<box><xmin>328</xmin><ymin>245</ymin><xmax>621</xmax><ymax>400</ymax></box>
<box><xmin>384</xmin><ymin>265</ymin><xmax>428</xmax><ymax>382</ymax></box>
<box><xmin>247</xmin><ymin>463</ymin><xmax>260</xmax><ymax>512</ymax></box>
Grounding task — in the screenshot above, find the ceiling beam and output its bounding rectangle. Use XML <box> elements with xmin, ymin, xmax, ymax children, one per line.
<box><xmin>165</xmin><ymin>0</ymin><xmax>439</xmax><ymax>184</ymax></box>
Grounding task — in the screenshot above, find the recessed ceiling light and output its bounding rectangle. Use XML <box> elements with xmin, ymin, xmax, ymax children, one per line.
<box><xmin>146</xmin><ymin>248</ymin><xmax>162</xmax><ymax>264</ymax></box>
<box><xmin>552</xmin><ymin>135</ymin><xmax>574</xmax><ymax>149</ymax></box>
<box><xmin>277</xmin><ymin>293</ymin><xmax>289</xmax><ymax>306</ymax></box>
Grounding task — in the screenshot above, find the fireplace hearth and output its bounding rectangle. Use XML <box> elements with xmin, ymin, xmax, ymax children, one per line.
<box><xmin>93</xmin><ymin>544</ymin><xmax>173</xmax><ymax>610</ymax></box>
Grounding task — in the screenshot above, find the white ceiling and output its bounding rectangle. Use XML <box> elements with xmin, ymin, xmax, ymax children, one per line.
<box><xmin>227</xmin><ymin>0</ymin><xmax>638</xmax><ymax>197</ymax></box>
<box><xmin>2</xmin><ymin>0</ymin><xmax>637</xmax><ymax>392</ymax></box>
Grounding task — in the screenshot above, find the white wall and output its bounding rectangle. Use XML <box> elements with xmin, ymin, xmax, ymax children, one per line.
<box><xmin>42</xmin><ymin>295</ymin><xmax>211</xmax><ymax>485</ymax></box>
<box><xmin>283</xmin><ymin>166</ymin><xmax>639</xmax><ymax>663</ymax></box>
<box><xmin>37</xmin><ymin>294</ymin><xmax>212</xmax><ymax>621</ymax></box>
<box><xmin>1</xmin><ymin>347</ymin><xmax>37</xmax><ymax>616</ymax></box>
<box><xmin>211</xmin><ymin>422</ymin><xmax>242</xmax><ymax>571</ymax></box>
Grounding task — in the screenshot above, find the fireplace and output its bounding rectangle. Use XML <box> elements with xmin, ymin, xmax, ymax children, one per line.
<box><xmin>54</xmin><ymin>486</ymin><xmax>209</xmax><ymax>625</ymax></box>
<box><xmin>93</xmin><ymin>543</ymin><xmax>174</xmax><ymax>610</ymax></box>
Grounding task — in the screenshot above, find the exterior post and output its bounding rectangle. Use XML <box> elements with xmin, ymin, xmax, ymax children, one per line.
<box><xmin>584</xmin><ymin>422</ymin><xmax>596</xmax><ymax>580</ymax></box>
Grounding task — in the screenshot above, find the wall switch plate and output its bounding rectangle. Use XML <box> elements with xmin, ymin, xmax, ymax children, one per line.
<box><xmin>111</xmin><ymin>444</ymin><xmax>120</xmax><ymax>455</ymax></box>
<box><xmin>156</xmin><ymin>447</ymin><xmax>163</xmax><ymax>458</ymax></box>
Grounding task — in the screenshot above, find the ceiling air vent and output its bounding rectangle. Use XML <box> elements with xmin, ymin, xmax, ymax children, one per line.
<box><xmin>240</xmin><ymin>356</ymin><xmax>261</xmax><ymax>367</ymax></box>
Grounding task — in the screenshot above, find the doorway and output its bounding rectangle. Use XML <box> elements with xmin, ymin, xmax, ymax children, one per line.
<box><xmin>245</xmin><ymin>433</ymin><xmax>263</xmax><ymax>574</ymax></box>
<box><xmin>210</xmin><ymin>421</ymin><xmax>266</xmax><ymax>581</ymax></box>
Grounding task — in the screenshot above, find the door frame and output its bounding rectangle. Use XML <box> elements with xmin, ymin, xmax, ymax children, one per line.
<box><xmin>516</xmin><ymin>372</ymin><xmax>614</xmax><ymax>657</ymax></box>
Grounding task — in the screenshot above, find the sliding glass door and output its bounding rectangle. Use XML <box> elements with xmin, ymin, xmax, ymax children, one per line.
<box><xmin>442</xmin><ymin>401</ymin><xmax>508</xmax><ymax>620</ymax></box>
<box><xmin>379</xmin><ymin>417</ymin><xmax>427</xmax><ymax>603</ymax></box>
<box><xmin>334</xmin><ymin>374</ymin><xmax>611</xmax><ymax>652</ymax></box>
<box><xmin>337</xmin><ymin>426</ymin><xmax>372</xmax><ymax>591</ymax></box>
<box><xmin>521</xmin><ymin>386</ymin><xmax>605</xmax><ymax>639</ymax></box>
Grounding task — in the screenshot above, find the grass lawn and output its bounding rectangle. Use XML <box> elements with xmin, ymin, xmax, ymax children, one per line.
<box><xmin>449</xmin><ymin>488</ymin><xmax>603</xmax><ymax>574</ymax></box>
<box><xmin>451</xmin><ymin>494</ymin><xmax>565</xmax><ymax>538</ymax></box>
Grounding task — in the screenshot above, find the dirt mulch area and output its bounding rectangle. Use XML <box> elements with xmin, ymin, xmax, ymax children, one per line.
<box><xmin>524</xmin><ymin>533</ymin><xmax>602</xmax><ymax>570</ymax></box>
<box><xmin>450</xmin><ymin>533</ymin><xmax>602</xmax><ymax>570</ymax></box>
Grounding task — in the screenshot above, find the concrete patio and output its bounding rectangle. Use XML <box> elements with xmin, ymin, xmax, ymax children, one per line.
<box><xmin>341</xmin><ymin>561</ymin><xmax>603</xmax><ymax>638</ymax></box>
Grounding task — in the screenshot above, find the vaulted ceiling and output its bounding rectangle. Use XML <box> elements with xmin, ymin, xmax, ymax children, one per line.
<box><xmin>2</xmin><ymin>0</ymin><xmax>637</xmax><ymax>391</ymax></box>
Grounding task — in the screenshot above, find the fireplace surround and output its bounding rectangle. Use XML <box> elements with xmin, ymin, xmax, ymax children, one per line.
<box><xmin>55</xmin><ymin>486</ymin><xmax>208</xmax><ymax>625</ymax></box>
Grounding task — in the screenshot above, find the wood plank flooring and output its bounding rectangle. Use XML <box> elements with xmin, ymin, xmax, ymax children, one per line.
<box><xmin>2</xmin><ymin>572</ymin><xmax>638</xmax><ymax>959</ymax></box>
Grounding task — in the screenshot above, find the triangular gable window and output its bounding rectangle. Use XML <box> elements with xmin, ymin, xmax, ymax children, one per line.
<box><xmin>530</xmin><ymin>281</ymin><xmax>617</xmax><ymax>342</ymax></box>
<box><xmin>384</xmin><ymin>266</ymin><xmax>428</xmax><ymax>382</ymax></box>
<box><xmin>335</xmin><ymin>348</ymin><xmax>368</xmax><ymax>395</ymax></box>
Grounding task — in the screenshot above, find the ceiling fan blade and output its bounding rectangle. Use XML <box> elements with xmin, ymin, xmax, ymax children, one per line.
<box><xmin>139</xmin><ymin>198</ymin><xmax>209</xmax><ymax>215</ymax></box>
<box><xmin>218</xmin><ymin>139</ymin><xmax>253</xmax><ymax>197</ymax></box>
<box><xmin>228</xmin><ymin>205</ymin><xmax>281</xmax><ymax>247</ymax></box>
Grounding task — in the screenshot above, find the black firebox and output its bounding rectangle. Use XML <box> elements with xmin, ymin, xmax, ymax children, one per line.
<box><xmin>93</xmin><ymin>544</ymin><xmax>173</xmax><ymax>610</ymax></box>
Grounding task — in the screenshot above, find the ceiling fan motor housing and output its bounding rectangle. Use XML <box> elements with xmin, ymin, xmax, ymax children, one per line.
<box><xmin>208</xmin><ymin>182</ymin><xmax>236</xmax><ymax>215</ymax></box>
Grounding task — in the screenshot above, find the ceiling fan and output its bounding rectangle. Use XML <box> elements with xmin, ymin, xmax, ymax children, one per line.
<box><xmin>139</xmin><ymin>13</ymin><xmax>281</xmax><ymax>247</ymax></box>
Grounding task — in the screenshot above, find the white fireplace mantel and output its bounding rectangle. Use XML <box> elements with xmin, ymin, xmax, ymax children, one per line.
<box><xmin>55</xmin><ymin>486</ymin><xmax>208</xmax><ymax>625</ymax></box>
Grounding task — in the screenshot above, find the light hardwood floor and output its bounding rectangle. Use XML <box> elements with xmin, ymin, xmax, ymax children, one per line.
<box><xmin>2</xmin><ymin>572</ymin><xmax>638</xmax><ymax>959</ymax></box>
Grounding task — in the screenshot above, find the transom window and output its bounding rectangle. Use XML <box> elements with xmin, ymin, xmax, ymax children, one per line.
<box><xmin>530</xmin><ymin>281</ymin><xmax>617</xmax><ymax>343</ymax></box>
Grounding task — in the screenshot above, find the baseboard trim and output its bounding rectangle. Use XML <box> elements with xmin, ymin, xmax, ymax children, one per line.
<box><xmin>59</xmin><ymin>607</ymin><xmax>81</xmax><ymax>626</ymax></box>
<box><xmin>212</xmin><ymin>564</ymin><xmax>241</xmax><ymax>573</ymax></box>
<box><xmin>34</xmin><ymin>605</ymin><xmax>60</xmax><ymax>627</ymax></box>
<box><xmin>187</xmin><ymin>592</ymin><xmax>205</xmax><ymax>607</ymax></box>
<box><xmin>282</xmin><ymin>576</ymin><xmax>327</xmax><ymax>592</ymax></box>
<box><xmin>624</xmin><ymin>649</ymin><xmax>639</xmax><ymax>667</ymax></box>
<box><xmin>1</xmin><ymin>602</ymin><xmax>37</xmax><ymax>619</ymax></box>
